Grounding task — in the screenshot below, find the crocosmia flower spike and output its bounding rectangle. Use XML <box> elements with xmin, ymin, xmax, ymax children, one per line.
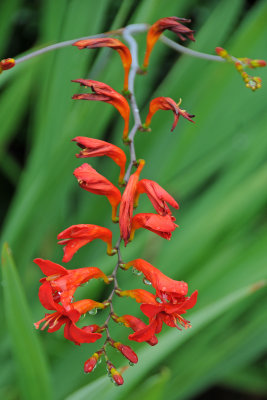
<box><xmin>143</xmin><ymin>17</ymin><xmax>195</xmax><ymax>69</ymax></box>
<box><xmin>0</xmin><ymin>58</ymin><xmax>15</xmax><ymax>73</ymax></box>
<box><xmin>72</xmin><ymin>79</ymin><xmax>130</xmax><ymax>140</ymax></box>
<box><xmin>73</xmin><ymin>38</ymin><xmax>132</xmax><ymax>93</ymax></box>
<box><xmin>73</xmin><ymin>163</ymin><xmax>121</xmax><ymax>222</ymax></box>
<box><xmin>144</xmin><ymin>97</ymin><xmax>195</xmax><ymax>132</ymax></box>
<box><xmin>57</xmin><ymin>224</ymin><xmax>115</xmax><ymax>262</ymax></box>
<box><xmin>215</xmin><ymin>47</ymin><xmax>266</xmax><ymax>91</ymax></box>
<box><xmin>72</xmin><ymin>136</ymin><xmax>127</xmax><ymax>185</ymax></box>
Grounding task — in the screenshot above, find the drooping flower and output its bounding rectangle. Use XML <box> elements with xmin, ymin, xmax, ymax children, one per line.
<box><xmin>73</xmin><ymin>38</ymin><xmax>132</xmax><ymax>92</ymax></box>
<box><xmin>57</xmin><ymin>224</ymin><xmax>114</xmax><ymax>262</ymax></box>
<box><xmin>123</xmin><ymin>259</ymin><xmax>188</xmax><ymax>301</ymax></box>
<box><xmin>119</xmin><ymin>160</ymin><xmax>145</xmax><ymax>245</ymax></box>
<box><xmin>35</xmin><ymin>297</ymin><xmax>104</xmax><ymax>345</ymax></box>
<box><xmin>134</xmin><ymin>178</ymin><xmax>179</xmax><ymax>216</ymax></box>
<box><xmin>143</xmin><ymin>17</ymin><xmax>195</xmax><ymax>68</ymax></box>
<box><xmin>73</xmin><ymin>163</ymin><xmax>121</xmax><ymax>222</ymax></box>
<box><xmin>72</xmin><ymin>79</ymin><xmax>130</xmax><ymax>140</ymax></box>
<box><xmin>129</xmin><ymin>291</ymin><xmax>198</xmax><ymax>342</ymax></box>
<box><xmin>112</xmin><ymin>314</ymin><xmax>158</xmax><ymax>346</ymax></box>
<box><xmin>109</xmin><ymin>339</ymin><xmax>138</xmax><ymax>364</ymax></box>
<box><xmin>144</xmin><ymin>97</ymin><xmax>195</xmax><ymax>132</ymax></box>
<box><xmin>72</xmin><ymin>136</ymin><xmax>127</xmax><ymax>185</ymax></box>
<box><xmin>130</xmin><ymin>213</ymin><xmax>178</xmax><ymax>241</ymax></box>
<box><xmin>0</xmin><ymin>58</ymin><xmax>15</xmax><ymax>73</ymax></box>
<box><xmin>34</xmin><ymin>258</ymin><xmax>109</xmax><ymax>309</ymax></box>
<box><xmin>215</xmin><ymin>47</ymin><xmax>266</xmax><ymax>91</ymax></box>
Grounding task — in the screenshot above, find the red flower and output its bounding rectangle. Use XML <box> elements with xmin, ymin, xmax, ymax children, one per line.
<box><xmin>73</xmin><ymin>163</ymin><xmax>121</xmax><ymax>222</ymax></box>
<box><xmin>35</xmin><ymin>297</ymin><xmax>104</xmax><ymax>345</ymax></box>
<box><xmin>123</xmin><ymin>259</ymin><xmax>188</xmax><ymax>301</ymax></box>
<box><xmin>135</xmin><ymin>178</ymin><xmax>179</xmax><ymax>216</ymax></box>
<box><xmin>72</xmin><ymin>79</ymin><xmax>130</xmax><ymax>140</ymax></box>
<box><xmin>72</xmin><ymin>136</ymin><xmax>127</xmax><ymax>185</ymax></box>
<box><xmin>143</xmin><ymin>17</ymin><xmax>195</xmax><ymax>68</ymax></box>
<box><xmin>130</xmin><ymin>213</ymin><xmax>178</xmax><ymax>241</ymax></box>
<box><xmin>0</xmin><ymin>58</ymin><xmax>15</xmax><ymax>73</ymax></box>
<box><xmin>130</xmin><ymin>291</ymin><xmax>198</xmax><ymax>342</ymax></box>
<box><xmin>119</xmin><ymin>160</ymin><xmax>145</xmax><ymax>245</ymax></box>
<box><xmin>57</xmin><ymin>224</ymin><xmax>114</xmax><ymax>262</ymax></box>
<box><xmin>73</xmin><ymin>38</ymin><xmax>132</xmax><ymax>92</ymax></box>
<box><xmin>144</xmin><ymin>97</ymin><xmax>195</xmax><ymax>132</ymax></box>
<box><xmin>34</xmin><ymin>258</ymin><xmax>109</xmax><ymax>309</ymax></box>
<box><xmin>113</xmin><ymin>314</ymin><xmax>158</xmax><ymax>346</ymax></box>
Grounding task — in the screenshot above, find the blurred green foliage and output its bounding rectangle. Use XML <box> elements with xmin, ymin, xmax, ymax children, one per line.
<box><xmin>0</xmin><ymin>0</ymin><xmax>267</xmax><ymax>399</ymax></box>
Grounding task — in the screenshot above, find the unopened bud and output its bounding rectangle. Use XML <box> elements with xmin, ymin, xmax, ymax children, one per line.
<box><xmin>0</xmin><ymin>58</ymin><xmax>15</xmax><ymax>73</ymax></box>
<box><xmin>84</xmin><ymin>352</ymin><xmax>100</xmax><ymax>373</ymax></box>
<box><xmin>112</xmin><ymin>341</ymin><xmax>138</xmax><ymax>364</ymax></box>
<box><xmin>215</xmin><ymin>47</ymin><xmax>228</xmax><ymax>59</ymax></box>
<box><xmin>107</xmin><ymin>361</ymin><xmax>124</xmax><ymax>385</ymax></box>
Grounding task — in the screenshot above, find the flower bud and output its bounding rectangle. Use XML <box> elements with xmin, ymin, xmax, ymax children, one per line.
<box><xmin>84</xmin><ymin>352</ymin><xmax>100</xmax><ymax>373</ymax></box>
<box><xmin>107</xmin><ymin>361</ymin><xmax>124</xmax><ymax>385</ymax></box>
<box><xmin>0</xmin><ymin>58</ymin><xmax>15</xmax><ymax>73</ymax></box>
<box><xmin>110</xmin><ymin>340</ymin><xmax>138</xmax><ymax>364</ymax></box>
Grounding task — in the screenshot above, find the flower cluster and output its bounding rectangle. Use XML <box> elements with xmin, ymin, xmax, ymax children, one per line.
<box><xmin>30</xmin><ymin>14</ymin><xmax>264</xmax><ymax>385</ymax></box>
<box><xmin>215</xmin><ymin>47</ymin><xmax>266</xmax><ymax>91</ymax></box>
<box><xmin>33</xmin><ymin>16</ymin><xmax>197</xmax><ymax>385</ymax></box>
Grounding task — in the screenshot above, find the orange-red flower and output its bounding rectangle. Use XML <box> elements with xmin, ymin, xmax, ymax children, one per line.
<box><xmin>144</xmin><ymin>97</ymin><xmax>195</xmax><ymax>132</ymax></box>
<box><xmin>143</xmin><ymin>17</ymin><xmax>195</xmax><ymax>68</ymax></box>
<box><xmin>73</xmin><ymin>163</ymin><xmax>121</xmax><ymax>222</ymax></box>
<box><xmin>123</xmin><ymin>259</ymin><xmax>188</xmax><ymax>301</ymax></box>
<box><xmin>112</xmin><ymin>314</ymin><xmax>158</xmax><ymax>346</ymax></box>
<box><xmin>34</xmin><ymin>258</ymin><xmax>109</xmax><ymax>309</ymax></box>
<box><xmin>129</xmin><ymin>291</ymin><xmax>198</xmax><ymax>342</ymax></box>
<box><xmin>0</xmin><ymin>58</ymin><xmax>15</xmax><ymax>73</ymax></box>
<box><xmin>72</xmin><ymin>136</ymin><xmax>127</xmax><ymax>185</ymax></box>
<box><xmin>119</xmin><ymin>160</ymin><xmax>145</xmax><ymax>245</ymax></box>
<box><xmin>135</xmin><ymin>179</ymin><xmax>179</xmax><ymax>216</ymax></box>
<box><xmin>57</xmin><ymin>224</ymin><xmax>114</xmax><ymax>262</ymax></box>
<box><xmin>73</xmin><ymin>38</ymin><xmax>132</xmax><ymax>92</ymax></box>
<box><xmin>72</xmin><ymin>79</ymin><xmax>130</xmax><ymax>139</ymax></box>
<box><xmin>130</xmin><ymin>213</ymin><xmax>178</xmax><ymax>241</ymax></box>
<box><xmin>35</xmin><ymin>297</ymin><xmax>104</xmax><ymax>345</ymax></box>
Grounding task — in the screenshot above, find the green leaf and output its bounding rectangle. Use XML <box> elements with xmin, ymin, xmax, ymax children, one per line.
<box><xmin>1</xmin><ymin>243</ymin><xmax>51</xmax><ymax>400</ymax></box>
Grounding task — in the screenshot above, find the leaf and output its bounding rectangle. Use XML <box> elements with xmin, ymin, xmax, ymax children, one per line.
<box><xmin>1</xmin><ymin>243</ymin><xmax>51</xmax><ymax>400</ymax></box>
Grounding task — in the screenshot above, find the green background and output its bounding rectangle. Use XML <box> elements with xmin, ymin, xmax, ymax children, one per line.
<box><xmin>0</xmin><ymin>0</ymin><xmax>267</xmax><ymax>399</ymax></box>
